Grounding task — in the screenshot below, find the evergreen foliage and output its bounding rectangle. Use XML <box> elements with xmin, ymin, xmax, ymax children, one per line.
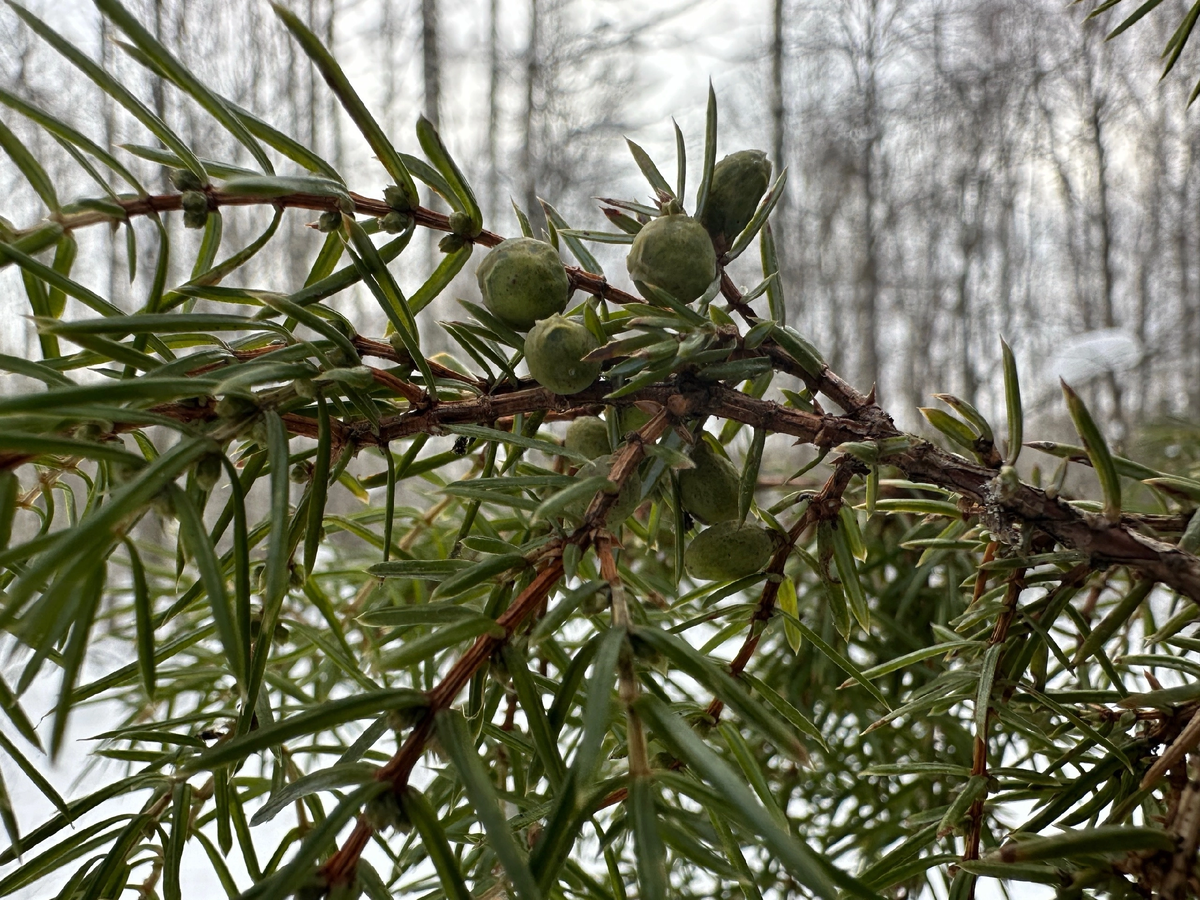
<box><xmin>0</xmin><ymin>3</ymin><xmax>1199</xmax><ymax>898</ymax></box>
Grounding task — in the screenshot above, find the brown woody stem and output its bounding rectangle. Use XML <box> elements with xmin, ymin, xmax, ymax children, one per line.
<box><xmin>598</xmin><ymin>536</ymin><xmax>650</xmax><ymax>778</ymax></box>
<box><xmin>318</xmin><ymin>407</ymin><xmax>674</xmax><ymax>883</ymax></box>
<box><xmin>6</xmin><ymin>370</ymin><xmax>1196</xmax><ymax>600</ymax></box>
<box><xmin>14</xmin><ymin>184</ymin><xmax>1200</xmax><ymax>891</ymax></box>
<box><xmin>961</xmin><ymin>569</ymin><xmax>1024</xmax><ymax>885</ymax></box>
<box><xmin>706</xmin><ymin>460</ymin><xmax>860</xmax><ymax>722</ymax></box>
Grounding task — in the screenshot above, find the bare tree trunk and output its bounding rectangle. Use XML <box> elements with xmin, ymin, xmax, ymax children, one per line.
<box><xmin>307</xmin><ymin>0</ymin><xmax>320</xmax><ymax>152</ymax></box>
<box><xmin>770</xmin><ymin>0</ymin><xmax>785</xmax><ymax>173</ymax></box>
<box><xmin>1179</xmin><ymin>168</ymin><xmax>1193</xmax><ymax>415</ymax></box>
<box><xmin>1192</xmin><ymin>135</ymin><xmax>1200</xmax><ymax>417</ymax></box>
<box><xmin>955</xmin><ymin>171</ymin><xmax>979</xmax><ymax>407</ymax></box>
<box><xmin>521</xmin><ymin>0</ymin><xmax>541</xmax><ymax>233</ymax></box>
<box><xmin>422</xmin><ymin>0</ymin><xmax>440</xmax><ymax>128</ymax></box>
<box><xmin>991</xmin><ymin>121</ymin><xmax>1019</xmax><ymax>347</ymax></box>
<box><xmin>1186</xmin><ymin>139</ymin><xmax>1200</xmax><ymax>417</ymax></box>
<box><xmin>769</xmin><ymin>0</ymin><xmax>786</xmax><ymax>275</ymax></box>
<box><xmin>1135</xmin><ymin>215</ymin><xmax>1156</xmax><ymax>419</ymax></box>
<box><xmin>486</xmin><ymin>0</ymin><xmax>501</xmax><ymax>225</ymax></box>
<box><xmin>996</xmin><ymin>187</ymin><xmax>1015</xmax><ymax>343</ymax></box>
<box><xmin>325</xmin><ymin>1</ymin><xmax>344</xmax><ymax>172</ymax></box>
<box><xmin>817</xmin><ymin>222</ymin><xmax>843</xmax><ymax>375</ymax></box>
<box><xmin>906</xmin><ymin>212</ymin><xmax>942</xmax><ymax>414</ymax></box>
<box><xmin>380</xmin><ymin>0</ymin><xmax>400</xmax><ymax>134</ymax></box>
<box><xmin>857</xmin><ymin>58</ymin><xmax>881</xmax><ymax>399</ymax></box>
<box><xmin>421</xmin><ymin>0</ymin><xmax>442</xmax><ymax>269</ymax></box>
<box><xmin>1136</xmin><ymin>105</ymin><xmax>1165</xmax><ymax>420</ymax></box>
<box><xmin>1037</xmin><ymin>82</ymin><xmax>1090</xmax><ymax>332</ymax></box>
<box><xmin>1089</xmin><ymin>95</ymin><xmax>1126</xmax><ymax>437</ymax></box>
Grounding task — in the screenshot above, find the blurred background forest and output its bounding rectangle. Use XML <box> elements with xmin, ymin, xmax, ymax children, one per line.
<box><xmin>0</xmin><ymin>0</ymin><xmax>1196</xmax><ymax>449</ymax></box>
<box><xmin>0</xmin><ymin>6</ymin><xmax>1198</xmax><ymax>899</ymax></box>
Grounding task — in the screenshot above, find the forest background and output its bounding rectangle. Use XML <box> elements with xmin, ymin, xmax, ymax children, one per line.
<box><xmin>3</xmin><ymin>0</ymin><xmax>1195</xmax><ymax>443</ymax></box>
<box><xmin>2</xmin><ymin>1</ymin><xmax>1199</xmax><ymax>899</ymax></box>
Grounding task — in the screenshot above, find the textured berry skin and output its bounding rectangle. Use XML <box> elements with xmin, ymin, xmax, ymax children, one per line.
<box><xmin>565</xmin><ymin>416</ymin><xmax>611</xmax><ymax>460</ymax></box>
<box><xmin>476</xmin><ymin>237</ymin><xmax>570</xmax><ymax>330</ymax></box>
<box><xmin>700</xmin><ymin>150</ymin><xmax>772</xmax><ymax>251</ymax></box>
<box><xmin>678</xmin><ymin>439</ymin><xmax>740</xmax><ymax>524</ymax></box>
<box><xmin>568</xmin><ymin>455</ymin><xmax>642</xmax><ymax>525</ymax></box>
<box><xmin>524</xmin><ymin>315</ymin><xmax>602</xmax><ymax>395</ymax></box>
<box><xmin>625</xmin><ymin>214</ymin><xmax>717</xmax><ymax>303</ymax></box>
<box><xmin>684</xmin><ymin>521</ymin><xmax>775</xmax><ymax>581</ymax></box>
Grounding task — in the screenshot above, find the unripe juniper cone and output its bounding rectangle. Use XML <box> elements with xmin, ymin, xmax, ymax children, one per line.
<box><xmin>567</xmin><ymin>455</ymin><xmax>642</xmax><ymax>525</ymax></box>
<box><xmin>700</xmin><ymin>150</ymin><xmax>772</xmax><ymax>253</ymax></box>
<box><xmin>565</xmin><ymin>416</ymin><xmax>611</xmax><ymax>460</ymax></box>
<box><xmin>620</xmin><ymin>406</ymin><xmax>654</xmax><ymax>436</ymax></box>
<box><xmin>476</xmin><ymin>236</ymin><xmax>570</xmax><ymax>330</ymax></box>
<box><xmin>678</xmin><ymin>437</ymin><xmax>741</xmax><ymax>524</ymax></box>
<box><xmin>524</xmin><ymin>315</ymin><xmax>602</xmax><ymax>395</ymax></box>
<box><xmin>626</xmin><ymin>212</ymin><xmax>718</xmax><ymax>303</ymax></box>
<box><xmin>684</xmin><ymin>520</ymin><xmax>775</xmax><ymax>581</ymax></box>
